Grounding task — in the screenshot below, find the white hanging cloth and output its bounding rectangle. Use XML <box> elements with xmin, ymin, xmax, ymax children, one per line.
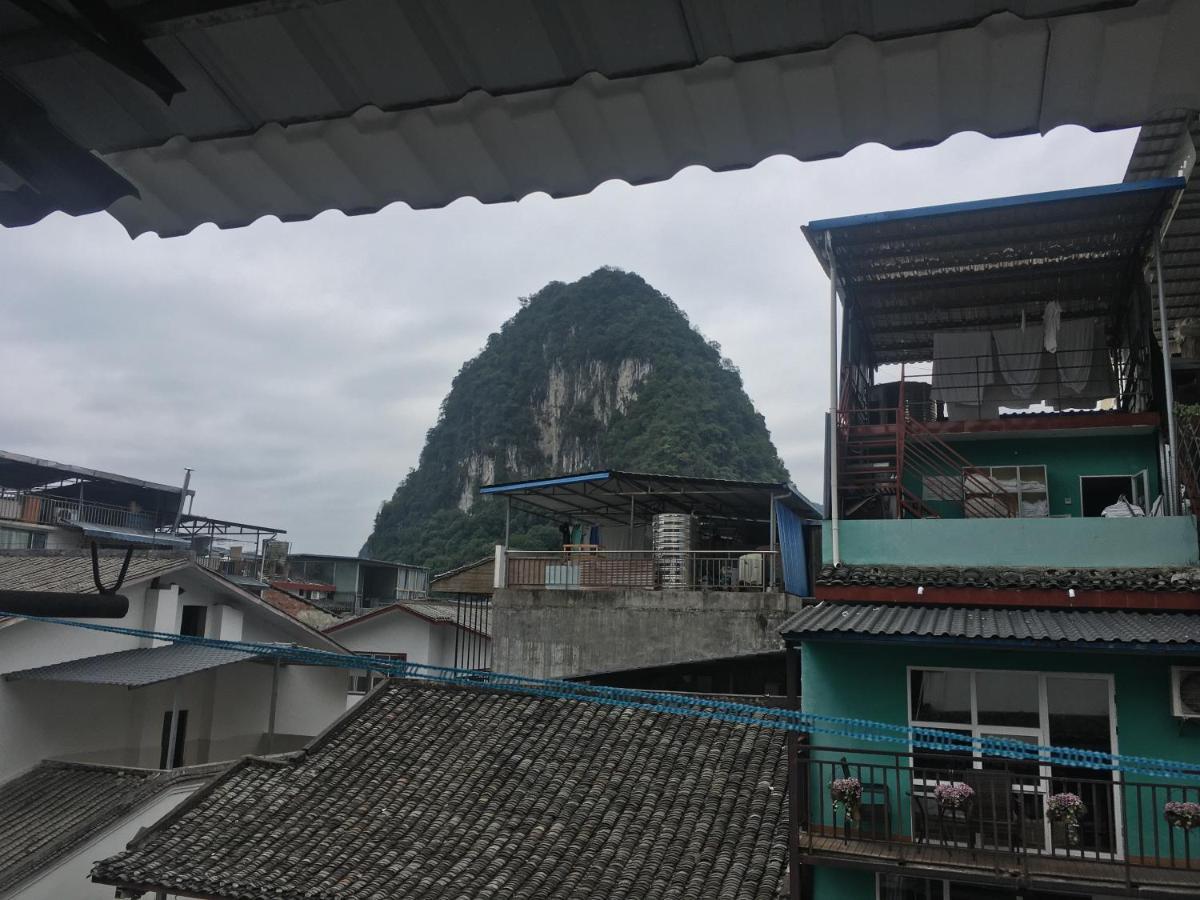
<box><xmin>1043</xmin><ymin>300</ymin><xmax>1063</xmax><ymax>352</ymax></box>
<box><xmin>1056</xmin><ymin>317</ymin><xmax>1097</xmax><ymax>395</ymax></box>
<box><xmin>992</xmin><ymin>327</ymin><xmax>1045</xmax><ymax>399</ymax></box>
<box><xmin>931</xmin><ymin>331</ymin><xmax>994</xmax><ymax>405</ymax></box>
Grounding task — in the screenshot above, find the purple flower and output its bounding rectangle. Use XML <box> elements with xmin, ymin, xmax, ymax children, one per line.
<box><xmin>1165</xmin><ymin>801</ymin><xmax>1200</xmax><ymax>831</ymax></box>
<box><xmin>933</xmin><ymin>782</ymin><xmax>975</xmax><ymax>810</ymax></box>
<box><xmin>1046</xmin><ymin>792</ymin><xmax>1087</xmax><ymax>825</ymax></box>
<box><xmin>829</xmin><ymin>777</ymin><xmax>863</xmax><ymax>820</ymax></box>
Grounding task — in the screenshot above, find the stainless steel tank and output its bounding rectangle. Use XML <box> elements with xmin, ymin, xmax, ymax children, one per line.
<box><xmin>652</xmin><ymin>513</ymin><xmax>697</xmax><ymax>589</ymax></box>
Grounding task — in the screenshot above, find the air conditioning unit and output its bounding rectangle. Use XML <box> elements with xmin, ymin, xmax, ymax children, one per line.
<box><xmin>1171</xmin><ymin>667</ymin><xmax>1200</xmax><ymax>719</ymax></box>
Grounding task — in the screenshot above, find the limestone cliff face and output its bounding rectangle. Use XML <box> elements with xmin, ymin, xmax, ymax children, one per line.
<box><xmin>364</xmin><ymin>267</ymin><xmax>787</xmax><ymax>573</ymax></box>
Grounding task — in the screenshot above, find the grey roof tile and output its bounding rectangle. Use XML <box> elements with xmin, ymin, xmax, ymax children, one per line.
<box><xmin>92</xmin><ymin>679</ymin><xmax>789</xmax><ymax>899</ymax></box>
<box><xmin>817</xmin><ymin>563</ymin><xmax>1200</xmax><ymax>593</ymax></box>
<box><xmin>0</xmin><ymin>760</ymin><xmax>227</xmax><ymax>893</ymax></box>
<box><xmin>4</xmin><ymin>644</ymin><xmax>262</xmax><ymax>686</ymax></box>
<box><xmin>781</xmin><ymin>602</ymin><xmax>1200</xmax><ymax>646</ymax></box>
<box><xmin>0</xmin><ymin>549</ymin><xmax>190</xmax><ymax>596</ymax></box>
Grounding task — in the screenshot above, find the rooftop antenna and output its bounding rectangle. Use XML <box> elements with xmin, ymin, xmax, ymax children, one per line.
<box><xmin>172</xmin><ymin>467</ymin><xmax>194</xmax><ymax>534</ymax></box>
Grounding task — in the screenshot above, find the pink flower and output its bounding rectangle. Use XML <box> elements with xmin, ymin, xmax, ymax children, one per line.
<box><xmin>933</xmin><ymin>782</ymin><xmax>975</xmax><ymax>810</ymax></box>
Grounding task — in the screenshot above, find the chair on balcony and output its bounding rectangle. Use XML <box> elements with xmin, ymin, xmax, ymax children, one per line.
<box><xmin>913</xmin><ymin>770</ymin><xmax>1037</xmax><ymax>853</ymax></box>
<box><xmin>838</xmin><ymin>758</ymin><xmax>891</xmax><ymax>841</ymax></box>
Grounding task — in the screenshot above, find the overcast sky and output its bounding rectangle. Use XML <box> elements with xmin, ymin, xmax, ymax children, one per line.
<box><xmin>1</xmin><ymin>126</ymin><xmax>1139</xmax><ymax>554</ymax></box>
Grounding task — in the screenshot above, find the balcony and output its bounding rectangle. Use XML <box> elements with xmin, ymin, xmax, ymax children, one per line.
<box><xmin>503</xmin><ymin>549</ymin><xmax>781</xmax><ymax>592</ymax></box>
<box><xmin>0</xmin><ymin>490</ymin><xmax>161</xmax><ymax>533</ymax></box>
<box><xmin>800</xmin><ymin>747</ymin><xmax>1200</xmax><ymax>896</ymax></box>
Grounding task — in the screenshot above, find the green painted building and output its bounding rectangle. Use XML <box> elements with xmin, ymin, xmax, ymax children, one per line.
<box><xmin>784</xmin><ymin>180</ymin><xmax>1200</xmax><ymax>900</ymax></box>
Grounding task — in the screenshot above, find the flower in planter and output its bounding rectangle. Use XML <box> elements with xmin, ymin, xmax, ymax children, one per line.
<box><xmin>830</xmin><ymin>777</ymin><xmax>863</xmax><ymax>822</ymax></box>
<box><xmin>1164</xmin><ymin>801</ymin><xmax>1200</xmax><ymax>831</ymax></box>
<box><xmin>933</xmin><ymin>781</ymin><xmax>975</xmax><ymax>811</ymax></box>
<box><xmin>1046</xmin><ymin>792</ymin><xmax>1087</xmax><ymax>847</ymax></box>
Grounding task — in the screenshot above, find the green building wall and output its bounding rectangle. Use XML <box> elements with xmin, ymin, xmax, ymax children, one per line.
<box><xmin>906</xmin><ymin>432</ymin><xmax>1161</xmax><ymax>519</ymax></box>
<box><xmin>801</xmin><ymin>640</ymin><xmax>1200</xmax><ymax>899</ymax></box>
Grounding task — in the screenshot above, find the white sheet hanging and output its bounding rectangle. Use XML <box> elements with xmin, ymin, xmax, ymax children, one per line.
<box><xmin>1043</xmin><ymin>300</ymin><xmax>1063</xmax><ymax>352</ymax></box>
<box><xmin>931</xmin><ymin>331</ymin><xmax>993</xmax><ymax>405</ymax></box>
<box><xmin>992</xmin><ymin>327</ymin><xmax>1045</xmax><ymax>399</ymax></box>
<box><xmin>1056</xmin><ymin>317</ymin><xmax>1097</xmax><ymax>394</ymax></box>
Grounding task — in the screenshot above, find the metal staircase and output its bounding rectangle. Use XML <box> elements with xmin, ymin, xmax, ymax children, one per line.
<box><xmin>837</xmin><ymin>381</ymin><xmax>1013</xmax><ymax>520</ymax></box>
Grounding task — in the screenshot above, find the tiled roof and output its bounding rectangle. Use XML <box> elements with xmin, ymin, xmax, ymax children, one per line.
<box><xmin>0</xmin><ymin>760</ymin><xmax>226</xmax><ymax>894</ymax></box>
<box><xmin>0</xmin><ymin>549</ymin><xmax>190</xmax><ymax>595</ymax></box>
<box><xmin>818</xmin><ymin>564</ymin><xmax>1200</xmax><ymax>593</ymax></box>
<box><xmin>93</xmin><ymin>680</ymin><xmax>788</xmax><ymax>899</ymax></box>
<box><xmin>781</xmin><ymin>602</ymin><xmax>1200</xmax><ymax>647</ymax></box>
<box><xmin>325</xmin><ymin>600</ymin><xmax>492</xmax><ymax>637</ymax></box>
<box><xmin>4</xmin><ymin>644</ymin><xmax>263</xmax><ymax>686</ymax></box>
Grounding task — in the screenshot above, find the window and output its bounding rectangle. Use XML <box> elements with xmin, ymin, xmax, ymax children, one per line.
<box><xmin>159</xmin><ymin>709</ymin><xmax>188</xmax><ymax>768</ymax></box>
<box><xmin>347</xmin><ymin>653</ymin><xmax>406</xmax><ymax>694</ymax></box>
<box><xmin>180</xmin><ymin>605</ymin><xmax>208</xmax><ymax>637</ymax></box>
<box><xmin>0</xmin><ymin>527</ymin><xmax>47</xmax><ymax>549</ymax></box>
<box><xmin>908</xmin><ymin>667</ymin><xmax>1118</xmax><ymax>855</ymax></box>
<box><xmin>964</xmin><ymin>465</ymin><xmax>1048</xmax><ymax>517</ymax></box>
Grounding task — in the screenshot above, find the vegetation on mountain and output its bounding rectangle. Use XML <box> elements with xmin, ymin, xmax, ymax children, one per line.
<box><xmin>363</xmin><ymin>268</ymin><xmax>788</xmax><ymax>573</ymax></box>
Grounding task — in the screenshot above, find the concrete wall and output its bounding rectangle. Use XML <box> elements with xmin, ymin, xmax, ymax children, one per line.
<box><xmin>824</xmin><ymin>514</ymin><xmax>1199</xmax><ymax>568</ymax></box>
<box><xmin>493</xmin><ymin>588</ymin><xmax>803</xmax><ymax>679</ymax></box>
<box><xmin>1</xmin><ymin>782</ymin><xmax>201</xmax><ymax>900</ymax></box>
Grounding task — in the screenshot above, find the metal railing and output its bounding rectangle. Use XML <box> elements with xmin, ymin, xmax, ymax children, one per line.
<box><xmin>0</xmin><ymin>490</ymin><xmax>161</xmax><ymax>532</ymax></box>
<box><xmin>801</xmin><ymin>746</ymin><xmax>1200</xmax><ymax>889</ymax></box>
<box><xmin>504</xmin><ymin>549</ymin><xmax>780</xmax><ymax>591</ymax></box>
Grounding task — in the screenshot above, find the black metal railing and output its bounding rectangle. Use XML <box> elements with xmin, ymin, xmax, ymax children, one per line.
<box><xmin>801</xmin><ymin>747</ymin><xmax>1200</xmax><ymax>887</ymax></box>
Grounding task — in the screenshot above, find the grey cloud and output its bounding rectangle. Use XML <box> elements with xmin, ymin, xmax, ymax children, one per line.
<box><xmin>0</xmin><ymin>126</ymin><xmax>1139</xmax><ymax>553</ymax></box>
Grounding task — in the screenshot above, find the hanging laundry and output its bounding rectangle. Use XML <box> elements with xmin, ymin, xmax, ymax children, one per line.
<box><xmin>931</xmin><ymin>331</ymin><xmax>994</xmax><ymax>405</ymax></box>
<box><xmin>1056</xmin><ymin>317</ymin><xmax>1096</xmax><ymax>395</ymax></box>
<box><xmin>1043</xmin><ymin>300</ymin><xmax>1063</xmax><ymax>352</ymax></box>
<box><xmin>993</xmin><ymin>326</ymin><xmax>1045</xmax><ymax>399</ymax></box>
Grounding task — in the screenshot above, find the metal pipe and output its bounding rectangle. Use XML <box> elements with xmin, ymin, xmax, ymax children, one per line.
<box><xmin>767</xmin><ymin>496</ymin><xmax>776</xmax><ymax>591</ymax></box>
<box><xmin>0</xmin><ymin>591</ymin><xmax>128</xmax><ymax>617</ymax></box>
<box><xmin>628</xmin><ymin>495</ymin><xmax>635</xmax><ymax>547</ymax></box>
<box><xmin>504</xmin><ymin>496</ymin><xmax>511</xmax><ymax>549</ymax></box>
<box><xmin>266</xmin><ymin>656</ymin><xmax>280</xmax><ymax>754</ymax></box>
<box><xmin>164</xmin><ymin>678</ymin><xmax>181</xmax><ymax>769</ymax></box>
<box><xmin>171</xmin><ymin>467</ymin><xmax>193</xmax><ymax>534</ymax></box>
<box><xmin>785</xmin><ymin>643</ymin><xmax>802</xmax><ymax>900</ymax></box>
<box><xmin>1156</xmin><ymin>235</ymin><xmax>1181</xmax><ymax>515</ymax></box>
<box><xmin>826</xmin><ymin>232</ymin><xmax>841</xmax><ymax>565</ymax></box>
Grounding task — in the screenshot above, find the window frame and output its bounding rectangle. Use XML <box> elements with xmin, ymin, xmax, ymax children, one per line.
<box><xmin>906</xmin><ymin>665</ymin><xmax>1121</xmax><ymax>857</ymax></box>
<box><xmin>963</xmin><ymin>463</ymin><xmax>1049</xmax><ymax>518</ymax></box>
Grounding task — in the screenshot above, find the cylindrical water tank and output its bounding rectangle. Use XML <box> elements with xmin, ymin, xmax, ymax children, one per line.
<box><xmin>652</xmin><ymin>513</ymin><xmax>697</xmax><ymax>589</ymax></box>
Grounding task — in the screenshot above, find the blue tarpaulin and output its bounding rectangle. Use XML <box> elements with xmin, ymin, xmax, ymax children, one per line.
<box><xmin>774</xmin><ymin>501</ymin><xmax>810</xmax><ymax>597</ymax></box>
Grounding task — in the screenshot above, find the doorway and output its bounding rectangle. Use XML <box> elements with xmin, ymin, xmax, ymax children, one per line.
<box><xmin>1079</xmin><ymin>472</ymin><xmax>1147</xmax><ymax>517</ymax></box>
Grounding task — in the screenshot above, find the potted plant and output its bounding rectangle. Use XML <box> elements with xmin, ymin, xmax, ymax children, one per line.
<box><xmin>1046</xmin><ymin>792</ymin><xmax>1087</xmax><ymax>847</ymax></box>
<box><xmin>1165</xmin><ymin>801</ymin><xmax>1200</xmax><ymax>831</ymax></box>
<box><xmin>933</xmin><ymin>781</ymin><xmax>975</xmax><ymax>813</ymax></box>
<box><xmin>830</xmin><ymin>776</ymin><xmax>863</xmax><ymax>823</ymax></box>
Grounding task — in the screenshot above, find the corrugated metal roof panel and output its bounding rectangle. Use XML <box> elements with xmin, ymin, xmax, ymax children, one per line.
<box><xmin>780</xmin><ymin>601</ymin><xmax>1200</xmax><ymax>645</ymax></box>
<box><xmin>3</xmin><ymin>1</ymin><xmax>1199</xmax><ymax>236</ymax></box>
<box><xmin>3</xmin><ymin>643</ymin><xmax>263</xmax><ymax>686</ymax></box>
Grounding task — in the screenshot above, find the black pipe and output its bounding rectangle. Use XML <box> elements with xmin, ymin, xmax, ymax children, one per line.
<box><xmin>0</xmin><ymin>591</ymin><xmax>129</xmax><ymax>618</ymax></box>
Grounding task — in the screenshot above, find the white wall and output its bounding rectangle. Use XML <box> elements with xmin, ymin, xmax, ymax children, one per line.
<box><xmin>333</xmin><ymin>612</ymin><xmax>435</xmax><ymax>664</ymax></box>
<box><xmin>2</xmin><ymin>782</ymin><xmax>200</xmax><ymax>900</ymax></box>
<box><xmin>0</xmin><ymin>568</ymin><xmax>347</xmax><ymax>780</ymax></box>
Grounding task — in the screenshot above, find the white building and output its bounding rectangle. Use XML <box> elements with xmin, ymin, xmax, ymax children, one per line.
<box><xmin>0</xmin><ymin>547</ymin><xmax>356</xmax><ymax>899</ymax></box>
<box><xmin>325</xmin><ymin>600</ymin><xmax>491</xmax><ymax>706</ymax></box>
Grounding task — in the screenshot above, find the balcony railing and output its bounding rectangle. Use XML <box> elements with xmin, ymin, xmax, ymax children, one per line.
<box><xmin>800</xmin><ymin>746</ymin><xmax>1200</xmax><ymax>894</ymax></box>
<box><xmin>0</xmin><ymin>490</ymin><xmax>160</xmax><ymax>533</ymax></box>
<box><xmin>504</xmin><ymin>549</ymin><xmax>780</xmax><ymax>591</ymax></box>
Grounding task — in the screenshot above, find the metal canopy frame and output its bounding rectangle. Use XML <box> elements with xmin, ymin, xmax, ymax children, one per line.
<box><xmin>803</xmin><ymin>178</ymin><xmax>1185</xmax><ymax>365</ymax></box>
<box><xmin>480</xmin><ymin>470</ymin><xmax>820</xmax><ymax>527</ymax></box>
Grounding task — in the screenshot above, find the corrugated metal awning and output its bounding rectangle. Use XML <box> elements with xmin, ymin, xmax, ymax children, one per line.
<box><xmin>3</xmin><ymin>643</ymin><xmax>263</xmax><ymax>686</ymax></box>
<box><xmin>480</xmin><ymin>469</ymin><xmax>820</xmax><ymax>526</ymax></box>
<box><xmin>803</xmin><ymin>178</ymin><xmax>1183</xmax><ymax>363</ymax></box>
<box><xmin>3</xmin><ymin>0</ymin><xmax>1200</xmax><ymax>237</ymax></box>
<box><xmin>780</xmin><ymin>601</ymin><xmax>1200</xmax><ymax>650</ymax></box>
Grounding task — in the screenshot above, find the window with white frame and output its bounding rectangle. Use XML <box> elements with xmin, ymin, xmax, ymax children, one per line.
<box><xmin>347</xmin><ymin>653</ymin><xmax>407</xmax><ymax>694</ymax></box>
<box><xmin>908</xmin><ymin>667</ymin><xmax>1118</xmax><ymax>855</ymax></box>
<box><xmin>963</xmin><ymin>465</ymin><xmax>1048</xmax><ymax>517</ymax></box>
